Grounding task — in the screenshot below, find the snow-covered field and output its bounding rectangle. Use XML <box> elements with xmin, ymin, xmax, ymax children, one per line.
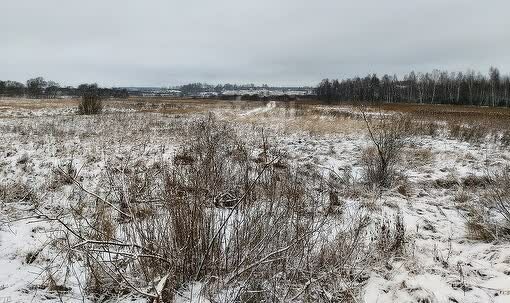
<box><xmin>0</xmin><ymin>99</ymin><xmax>509</xmax><ymax>303</ymax></box>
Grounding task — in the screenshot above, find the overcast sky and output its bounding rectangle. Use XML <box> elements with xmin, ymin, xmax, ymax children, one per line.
<box><xmin>1</xmin><ymin>0</ymin><xmax>509</xmax><ymax>87</ymax></box>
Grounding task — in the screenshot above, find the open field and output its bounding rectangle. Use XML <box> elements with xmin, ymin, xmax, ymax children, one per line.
<box><xmin>0</xmin><ymin>98</ymin><xmax>509</xmax><ymax>303</ymax></box>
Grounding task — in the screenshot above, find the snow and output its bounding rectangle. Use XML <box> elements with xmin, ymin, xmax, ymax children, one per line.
<box><xmin>239</xmin><ymin>100</ymin><xmax>276</xmax><ymax>116</ymax></box>
<box><xmin>1</xmin><ymin>100</ymin><xmax>509</xmax><ymax>302</ymax></box>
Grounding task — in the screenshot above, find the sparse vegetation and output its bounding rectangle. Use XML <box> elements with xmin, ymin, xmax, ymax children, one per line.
<box><xmin>3</xmin><ymin>0</ymin><xmax>510</xmax><ymax>300</ymax></box>
<box><xmin>34</xmin><ymin>116</ymin><xmax>410</xmax><ymax>302</ymax></box>
<box><xmin>1</xmin><ymin>97</ymin><xmax>509</xmax><ymax>303</ymax></box>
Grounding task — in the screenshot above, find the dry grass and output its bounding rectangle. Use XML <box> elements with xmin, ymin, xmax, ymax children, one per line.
<box><xmin>3</xmin><ymin>96</ymin><xmax>508</xmax><ymax>138</ymax></box>
<box><xmin>1</xmin><ymin>97</ymin><xmax>91</xmax><ymax>110</ymax></box>
<box><xmin>380</xmin><ymin>103</ymin><xmax>510</xmax><ymax>136</ymax></box>
<box><xmin>233</xmin><ymin>104</ymin><xmax>367</xmax><ymax>135</ymax></box>
<box><xmin>5</xmin><ymin>97</ymin><xmax>508</xmax><ymax>301</ymax></box>
<box><xmin>370</xmin><ymin>102</ymin><xmax>510</xmax><ymax>118</ymax></box>
<box><xmin>405</xmin><ymin>147</ymin><xmax>434</xmax><ymax>167</ymax></box>
<box><xmin>0</xmin><ymin>181</ymin><xmax>35</xmax><ymax>204</ymax></box>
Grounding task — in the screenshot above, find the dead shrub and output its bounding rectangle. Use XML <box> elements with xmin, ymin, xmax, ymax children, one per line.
<box><xmin>49</xmin><ymin>160</ymin><xmax>79</xmax><ymax>190</ymax></box>
<box><xmin>466</xmin><ymin>167</ymin><xmax>510</xmax><ymax>241</ymax></box>
<box><xmin>435</xmin><ymin>174</ymin><xmax>459</xmax><ymax>189</ymax></box>
<box><xmin>326</xmin><ymin>166</ymin><xmax>361</xmax><ymax>203</ymax></box>
<box><xmin>465</xmin><ymin>205</ymin><xmax>498</xmax><ymax>241</ymax></box>
<box><xmin>0</xmin><ymin>181</ymin><xmax>35</xmax><ymax>203</ymax></box>
<box><xmin>483</xmin><ymin>168</ymin><xmax>510</xmax><ymax>236</ymax></box>
<box><xmin>78</xmin><ymin>84</ymin><xmax>103</xmax><ymax>115</ymax></box>
<box><xmin>173</xmin><ymin>152</ymin><xmax>194</xmax><ymax>165</ymax></box>
<box><xmin>454</xmin><ymin>190</ymin><xmax>470</xmax><ymax>204</ymax></box>
<box><xmin>461</xmin><ymin>174</ymin><xmax>489</xmax><ymax>188</ymax></box>
<box><xmin>373</xmin><ymin>214</ymin><xmax>406</xmax><ymax>257</ymax></box>
<box><xmin>361</xmin><ymin>111</ymin><xmax>408</xmax><ymax>187</ymax></box>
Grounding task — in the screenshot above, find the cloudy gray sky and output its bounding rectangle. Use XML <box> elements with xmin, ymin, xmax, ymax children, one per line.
<box><xmin>1</xmin><ymin>0</ymin><xmax>509</xmax><ymax>87</ymax></box>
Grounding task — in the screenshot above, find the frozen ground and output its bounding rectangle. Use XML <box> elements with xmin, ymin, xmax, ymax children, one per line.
<box><xmin>0</xmin><ymin>100</ymin><xmax>509</xmax><ymax>302</ymax></box>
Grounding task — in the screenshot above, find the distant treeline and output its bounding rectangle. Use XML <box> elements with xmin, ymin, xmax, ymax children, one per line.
<box><xmin>179</xmin><ymin>83</ymin><xmax>312</xmax><ymax>96</ymax></box>
<box><xmin>0</xmin><ymin>77</ymin><xmax>129</xmax><ymax>99</ymax></box>
<box><xmin>316</xmin><ymin>67</ymin><xmax>510</xmax><ymax>107</ymax></box>
<box><xmin>232</xmin><ymin>94</ymin><xmax>297</xmax><ymax>101</ymax></box>
<box><xmin>180</xmin><ymin>83</ymin><xmax>270</xmax><ymax>96</ymax></box>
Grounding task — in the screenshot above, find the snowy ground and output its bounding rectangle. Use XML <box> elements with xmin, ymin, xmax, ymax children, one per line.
<box><xmin>0</xmin><ymin>99</ymin><xmax>509</xmax><ymax>302</ymax></box>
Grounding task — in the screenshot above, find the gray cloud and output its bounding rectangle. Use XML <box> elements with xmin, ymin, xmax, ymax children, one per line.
<box><xmin>1</xmin><ymin>0</ymin><xmax>509</xmax><ymax>86</ymax></box>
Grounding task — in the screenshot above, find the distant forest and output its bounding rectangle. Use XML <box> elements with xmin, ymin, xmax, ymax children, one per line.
<box><xmin>0</xmin><ymin>77</ymin><xmax>129</xmax><ymax>99</ymax></box>
<box><xmin>316</xmin><ymin>67</ymin><xmax>510</xmax><ymax>107</ymax></box>
<box><xmin>179</xmin><ymin>83</ymin><xmax>274</xmax><ymax>96</ymax></box>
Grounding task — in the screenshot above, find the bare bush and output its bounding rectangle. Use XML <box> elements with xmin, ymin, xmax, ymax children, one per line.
<box><xmin>484</xmin><ymin>168</ymin><xmax>510</xmax><ymax>236</ymax></box>
<box><xmin>361</xmin><ymin>111</ymin><xmax>409</xmax><ymax>187</ymax></box>
<box><xmin>373</xmin><ymin>214</ymin><xmax>406</xmax><ymax>257</ymax></box>
<box><xmin>465</xmin><ymin>205</ymin><xmax>496</xmax><ymax>241</ymax></box>
<box><xmin>466</xmin><ymin>167</ymin><xmax>510</xmax><ymax>241</ymax></box>
<box><xmin>435</xmin><ymin>173</ymin><xmax>459</xmax><ymax>189</ymax></box>
<box><xmin>0</xmin><ymin>181</ymin><xmax>35</xmax><ymax>203</ymax></box>
<box><xmin>49</xmin><ymin>160</ymin><xmax>79</xmax><ymax>190</ymax></box>
<box><xmin>78</xmin><ymin>84</ymin><xmax>103</xmax><ymax>115</ymax></box>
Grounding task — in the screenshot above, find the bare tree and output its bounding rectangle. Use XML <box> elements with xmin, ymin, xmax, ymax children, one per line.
<box><xmin>316</xmin><ymin>66</ymin><xmax>510</xmax><ymax>107</ymax></box>
<box><xmin>26</xmin><ymin>77</ymin><xmax>47</xmax><ymax>98</ymax></box>
<box><xmin>45</xmin><ymin>81</ymin><xmax>60</xmax><ymax>98</ymax></box>
<box><xmin>489</xmin><ymin>66</ymin><xmax>501</xmax><ymax>106</ymax></box>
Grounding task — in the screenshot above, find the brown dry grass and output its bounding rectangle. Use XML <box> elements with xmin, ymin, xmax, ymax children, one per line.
<box><xmin>114</xmin><ymin>98</ymin><xmax>365</xmax><ymax>135</ymax></box>
<box><xmin>232</xmin><ymin>105</ymin><xmax>366</xmax><ymax>135</ymax></box>
<box><xmin>370</xmin><ymin>103</ymin><xmax>510</xmax><ymax>129</ymax></box>
<box><xmin>0</xmin><ymin>97</ymin><xmax>79</xmax><ymax>110</ymax></box>
<box><xmin>2</xmin><ymin>97</ymin><xmax>508</xmax><ymax>135</ymax></box>
<box><xmin>293</xmin><ymin>100</ymin><xmax>510</xmax><ymax>130</ymax></box>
